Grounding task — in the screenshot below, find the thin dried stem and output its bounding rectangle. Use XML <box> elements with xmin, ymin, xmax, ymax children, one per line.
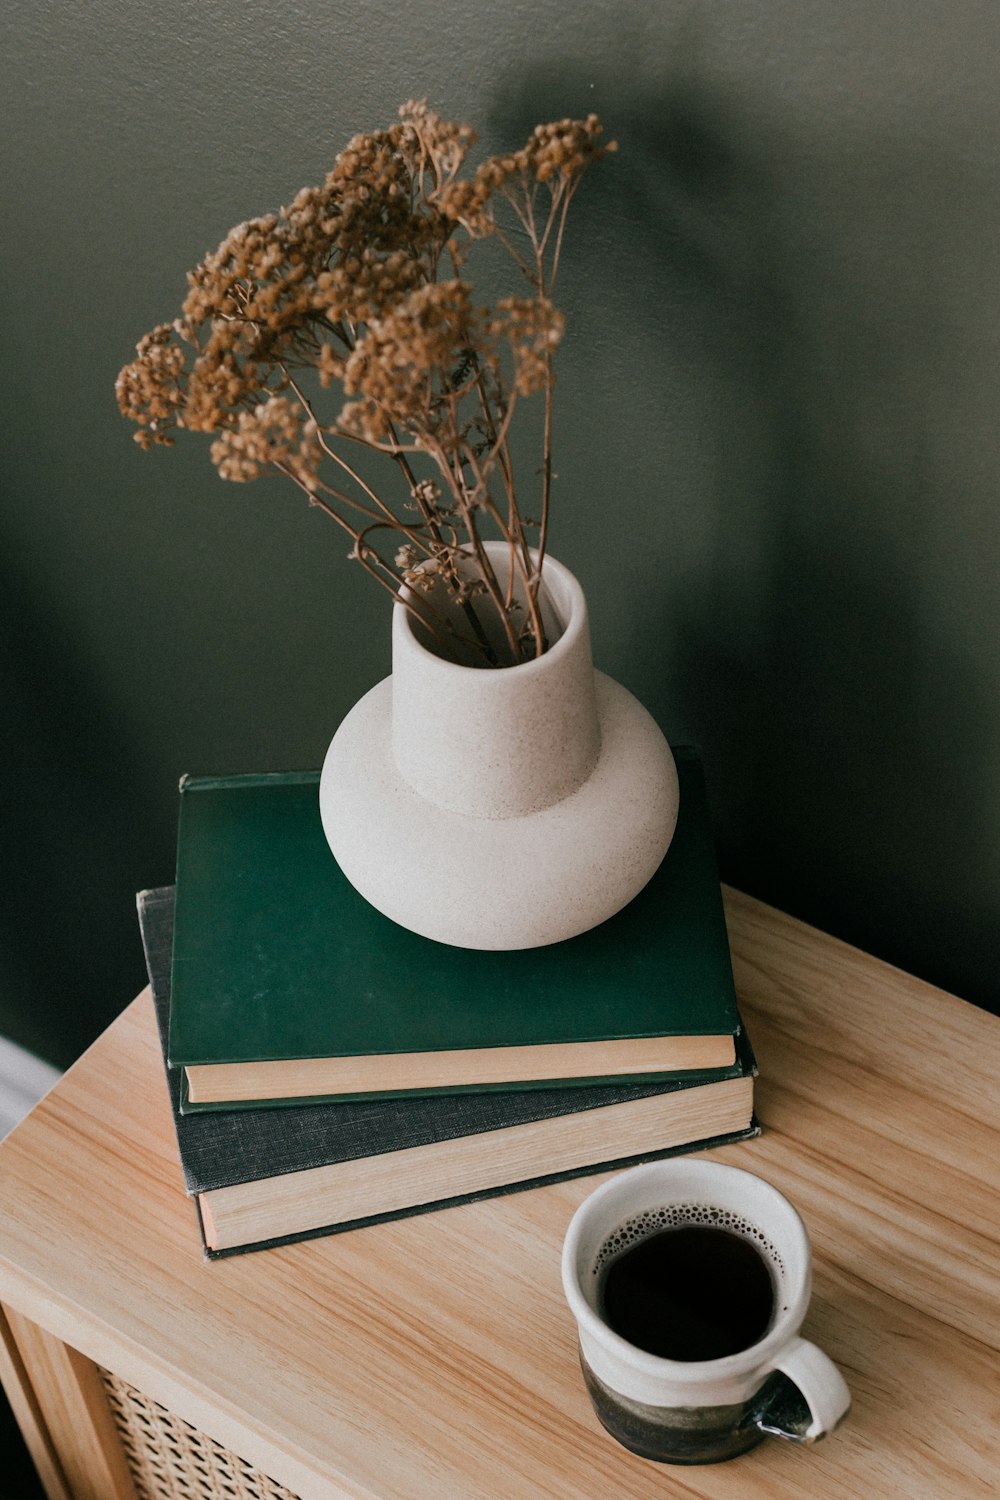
<box><xmin>547</xmin><ymin>182</ymin><xmax>577</xmax><ymax>291</ymax></box>
<box><xmin>461</xmin><ymin>438</ymin><xmax>545</xmax><ymax>658</ymax></box>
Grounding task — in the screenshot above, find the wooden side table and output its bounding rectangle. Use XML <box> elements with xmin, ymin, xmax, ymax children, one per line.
<box><xmin>0</xmin><ymin>889</ymin><xmax>996</xmax><ymax>1500</ymax></box>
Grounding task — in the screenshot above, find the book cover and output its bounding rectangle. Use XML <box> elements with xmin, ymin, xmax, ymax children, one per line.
<box><xmin>170</xmin><ymin>746</ymin><xmax>743</xmax><ymax>1108</ymax></box>
<box><xmin>140</xmin><ymin>888</ymin><xmax>758</xmax><ymax>1258</ymax></box>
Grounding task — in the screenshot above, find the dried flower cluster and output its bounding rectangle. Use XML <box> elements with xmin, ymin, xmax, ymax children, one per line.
<box><xmin>116</xmin><ymin>102</ymin><xmax>613</xmax><ymax>665</ymax></box>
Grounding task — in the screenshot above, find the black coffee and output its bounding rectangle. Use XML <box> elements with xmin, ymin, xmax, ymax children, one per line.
<box><xmin>598</xmin><ymin>1224</ymin><xmax>776</xmax><ymax>1361</ymax></box>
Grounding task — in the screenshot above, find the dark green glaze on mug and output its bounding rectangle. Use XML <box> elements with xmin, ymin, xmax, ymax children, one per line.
<box><xmin>581</xmin><ymin>1355</ymin><xmax>815</xmax><ymax>1465</ymax></box>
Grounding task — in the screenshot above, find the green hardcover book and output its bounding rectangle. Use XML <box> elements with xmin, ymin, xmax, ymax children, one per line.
<box><xmin>170</xmin><ymin>746</ymin><xmax>742</xmax><ymax>1111</ymax></box>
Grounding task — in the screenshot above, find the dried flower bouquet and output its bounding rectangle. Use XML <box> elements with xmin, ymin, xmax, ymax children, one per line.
<box><xmin>117</xmin><ymin>101</ymin><xmax>613</xmax><ymax>667</ymax></box>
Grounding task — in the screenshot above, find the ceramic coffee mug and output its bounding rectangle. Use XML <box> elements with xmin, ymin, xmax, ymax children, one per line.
<box><xmin>561</xmin><ymin>1159</ymin><xmax>851</xmax><ymax>1464</ymax></box>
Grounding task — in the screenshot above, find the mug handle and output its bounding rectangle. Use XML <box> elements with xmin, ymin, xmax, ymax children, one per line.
<box><xmin>752</xmin><ymin>1337</ymin><xmax>852</xmax><ymax>1443</ymax></box>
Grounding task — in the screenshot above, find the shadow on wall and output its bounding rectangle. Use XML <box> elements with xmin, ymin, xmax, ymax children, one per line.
<box><xmin>496</xmin><ymin>51</ymin><xmax>999</xmax><ymax>1013</ymax></box>
<box><xmin>0</xmin><ymin>553</ymin><xmax>172</xmax><ymax>1066</ymax></box>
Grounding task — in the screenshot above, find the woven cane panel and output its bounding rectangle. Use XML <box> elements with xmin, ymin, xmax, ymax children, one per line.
<box><xmin>99</xmin><ymin>1368</ymin><xmax>301</xmax><ymax>1500</ymax></box>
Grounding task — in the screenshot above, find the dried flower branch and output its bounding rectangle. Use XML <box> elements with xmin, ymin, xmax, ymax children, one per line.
<box><xmin>116</xmin><ymin>101</ymin><xmax>614</xmax><ymax>666</ymax></box>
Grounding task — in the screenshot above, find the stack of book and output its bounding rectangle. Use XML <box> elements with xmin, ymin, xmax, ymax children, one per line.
<box><xmin>138</xmin><ymin>745</ymin><xmax>757</xmax><ymax>1258</ymax></box>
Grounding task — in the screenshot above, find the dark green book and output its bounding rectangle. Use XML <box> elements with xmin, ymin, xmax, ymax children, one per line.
<box><xmin>170</xmin><ymin>746</ymin><xmax>742</xmax><ymax>1111</ymax></box>
<box><xmin>141</xmin><ymin>887</ymin><xmax>758</xmax><ymax>1258</ymax></box>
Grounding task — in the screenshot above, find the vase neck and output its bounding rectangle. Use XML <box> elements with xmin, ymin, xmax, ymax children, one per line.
<box><xmin>391</xmin><ymin>551</ymin><xmax>601</xmax><ymax>819</ymax></box>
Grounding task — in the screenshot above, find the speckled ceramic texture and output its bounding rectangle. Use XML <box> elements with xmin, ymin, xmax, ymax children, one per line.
<box><xmin>319</xmin><ymin>547</ymin><xmax>679</xmax><ymax>950</ymax></box>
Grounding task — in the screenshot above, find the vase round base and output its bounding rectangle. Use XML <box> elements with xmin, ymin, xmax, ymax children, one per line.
<box><xmin>319</xmin><ymin>670</ymin><xmax>679</xmax><ymax>950</ymax></box>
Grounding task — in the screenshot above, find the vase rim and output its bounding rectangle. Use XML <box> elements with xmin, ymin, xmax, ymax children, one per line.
<box><xmin>394</xmin><ymin>542</ymin><xmax>587</xmax><ymax>677</ymax></box>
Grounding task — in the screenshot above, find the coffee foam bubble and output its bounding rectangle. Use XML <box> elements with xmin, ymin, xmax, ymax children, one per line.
<box><xmin>593</xmin><ymin>1203</ymin><xmax>786</xmax><ymax>1290</ymax></box>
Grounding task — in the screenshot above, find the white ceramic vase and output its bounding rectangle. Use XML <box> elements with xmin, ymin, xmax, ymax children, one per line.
<box><xmin>319</xmin><ymin>545</ymin><xmax>679</xmax><ymax>949</ymax></box>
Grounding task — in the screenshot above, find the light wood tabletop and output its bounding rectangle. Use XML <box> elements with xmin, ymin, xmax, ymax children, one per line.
<box><xmin>0</xmin><ymin>887</ymin><xmax>996</xmax><ymax>1499</ymax></box>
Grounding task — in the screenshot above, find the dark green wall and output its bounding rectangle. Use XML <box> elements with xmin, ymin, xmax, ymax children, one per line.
<box><xmin>3</xmin><ymin>0</ymin><xmax>998</xmax><ymax>1065</ymax></box>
